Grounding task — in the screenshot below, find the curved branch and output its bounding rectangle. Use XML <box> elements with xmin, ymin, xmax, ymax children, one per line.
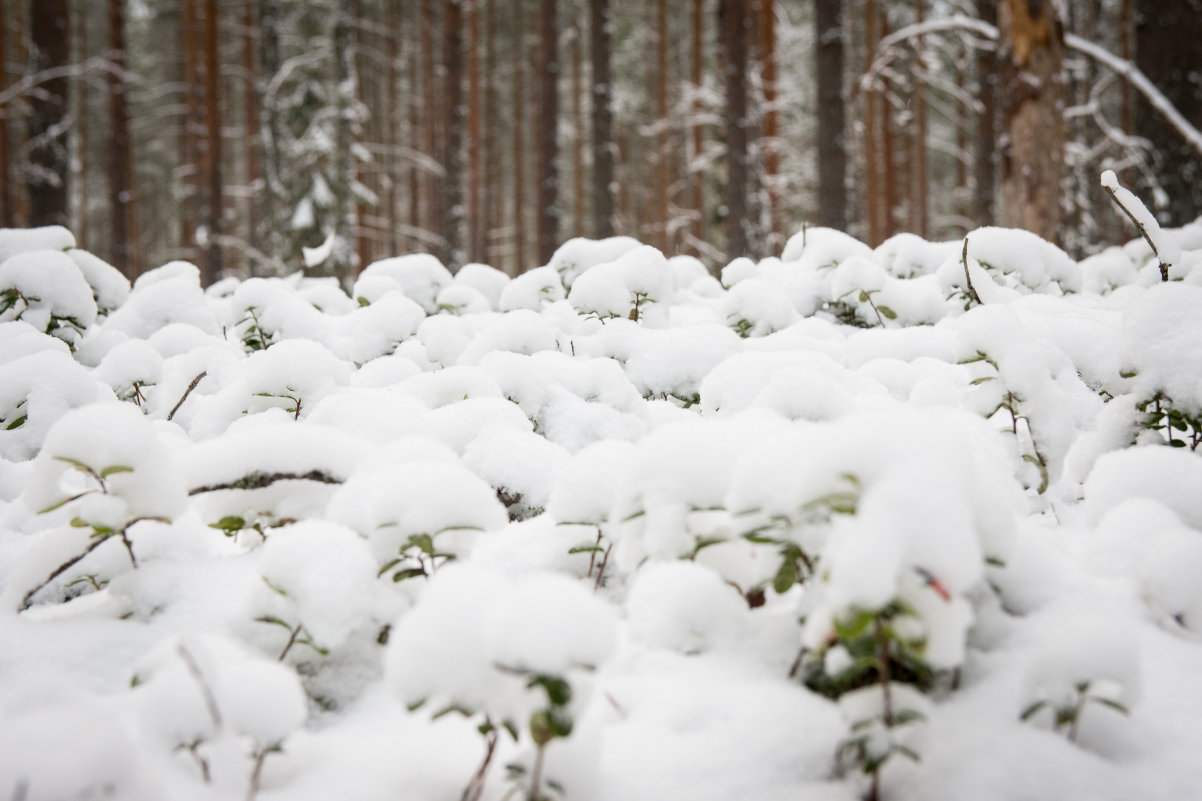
<box><xmin>188</xmin><ymin>469</ymin><xmax>343</xmax><ymax>495</ymax></box>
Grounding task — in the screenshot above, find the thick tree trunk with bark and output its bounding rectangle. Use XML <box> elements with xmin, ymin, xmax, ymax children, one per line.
<box><xmin>689</xmin><ymin>0</ymin><xmax>706</xmax><ymax>254</ymax></box>
<box><xmin>863</xmin><ymin>0</ymin><xmax>880</xmax><ymax>245</ymax></box>
<box><xmin>537</xmin><ymin>0</ymin><xmax>560</xmax><ymax>264</ymax></box>
<box><xmin>815</xmin><ymin>0</ymin><xmax>847</xmax><ymax>231</ymax></box>
<box><xmin>241</xmin><ymin>0</ymin><xmax>258</xmax><ymax>274</ymax></box>
<box><xmin>1135</xmin><ymin>0</ymin><xmax>1202</xmax><ymax>225</ymax></box>
<box><xmin>719</xmin><ymin>0</ymin><xmax>751</xmax><ymax>258</ymax></box>
<box><xmin>468</xmin><ymin>0</ymin><xmax>483</xmax><ymax>263</ymax></box>
<box><xmin>590</xmin><ymin>0</ymin><xmax>615</xmax><ymax>239</ymax></box>
<box><xmin>760</xmin><ymin>0</ymin><xmax>778</xmax><ymax>249</ymax></box>
<box><xmin>108</xmin><ymin>0</ymin><xmax>137</xmax><ymax>276</ymax></box>
<box><xmin>28</xmin><ymin>0</ymin><xmax>70</xmax><ymax>227</ymax></box>
<box><xmin>513</xmin><ymin>6</ymin><xmax>527</xmax><ymax>272</ymax></box>
<box><xmin>998</xmin><ymin>0</ymin><xmax>1064</xmax><ymax>244</ymax></box>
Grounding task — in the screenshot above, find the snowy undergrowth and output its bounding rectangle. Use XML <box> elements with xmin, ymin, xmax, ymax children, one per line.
<box><xmin>2</xmin><ymin>215</ymin><xmax>1202</xmax><ymax>801</ymax></box>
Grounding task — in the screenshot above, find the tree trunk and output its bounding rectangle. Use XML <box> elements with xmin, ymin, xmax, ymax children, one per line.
<box><xmin>863</xmin><ymin>0</ymin><xmax>880</xmax><ymax>245</ymax></box>
<box><xmin>27</xmin><ymin>0</ymin><xmax>70</xmax><ymax>227</ymax></box>
<box><xmin>590</xmin><ymin>0</ymin><xmax>615</xmax><ymax>239</ymax></box>
<box><xmin>974</xmin><ymin>0</ymin><xmax>997</xmax><ymax>227</ymax></box>
<box><xmin>1135</xmin><ymin>0</ymin><xmax>1202</xmax><ymax>225</ymax></box>
<box><xmin>242</xmin><ymin>0</ymin><xmax>259</xmax><ymax>274</ymax></box>
<box><xmin>655</xmin><ymin>0</ymin><xmax>670</xmax><ymax>251</ymax></box>
<box><xmin>108</xmin><ymin>0</ymin><xmax>137</xmax><ymax>276</ymax></box>
<box><xmin>468</xmin><ymin>0</ymin><xmax>483</xmax><ymax>263</ymax></box>
<box><xmin>719</xmin><ymin>0</ymin><xmax>751</xmax><ymax>258</ymax></box>
<box><xmin>201</xmin><ymin>0</ymin><xmax>222</xmax><ymax>283</ymax></box>
<box><xmin>484</xmin><ymin>0</ymin><xmax>499</xmax><ymax>264</ymax></box>
<box><xmin>880</xmin><ymin>9</ymin><xmax>898</xmax><ymax>238</ymax></box>
<box><xmin>689</xmin><ymin>0</ymin><xmax>706</xmax><ymax>255</ymax></box>
<box><xmin>513</xmin><ymin>4</ymin><xmax>527</xmax><ymax>272</ymax></box>
<box><xmin>443</xmin><ymin>0</ymin><xmax>466</xmax><ymax>269</ymax></box>
<box><xmin>912</xmin><ymin>0</ymin><xmax>928</xmax><ymax>238</ymax></box>
<box><xmin>814</xmin><ymin>0</ymin><xmax>847</xmax><ymax>231</ymax></box>
<box><xmin>257</xmin><ymin>0</ymin><xmax>285</xmax><ymax>270</ymax></box>
<box><xmin>760</xmin><ymin>0</ymin><xmax>778</xmax><ymax>249</ymax></box>
<box><xmin>537</xmin><ymin>0</ymin><xmax>559</xmax><ymax>264</ymax></box>
<box><xmin>571</xmin><ymin>11</ymin><xmax>585</xmax><ymax>238</ymax></box>
<box><xmin>998</xmin><ymin>0</ymin><xmax>1064</xmax><ymax>243</ymax></box>
<box><xmin>0</xmin><ymin>0</ymin><xmax>9</xmax><ymax>227</ymax></box>
<box><xmin>330</xmin><ymin>0</ymin><xmax>355</xmax><ymax>283</ymax></box>
<box><xmin>420</xmin><ymin>0</ymin><xmax>439</xmax><ymax>249</ymax></box>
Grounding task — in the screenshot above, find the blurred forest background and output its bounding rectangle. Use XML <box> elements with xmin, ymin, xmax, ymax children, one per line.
<box><xmin>1</xmin><ymin>0</ymin><xmax>1200</xmax><ymax>285</ymax></box>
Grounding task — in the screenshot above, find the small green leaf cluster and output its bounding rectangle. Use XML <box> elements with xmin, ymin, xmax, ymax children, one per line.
<box><xmin>238</xmin><ymin>306</ymin><xmax>275</xmax><ymax>352</ymax></box>
<box><xmin>1020</xmin><ymin>679</ymin><xmax>1130</xmax><ymax>742</ymax></box>
<box><xmin>1137</xmin><ymin>393</ymin><xmax>1202</xmax><ymax>450</ymax></box>
<box><xmin>377</xmin><ymin>529</ymin><xmax>462</xmax><ymax>583</ymax></box>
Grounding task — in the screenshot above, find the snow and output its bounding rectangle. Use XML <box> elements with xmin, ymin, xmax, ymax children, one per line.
<box><xmin>4</xmin><ymin>209</ymin><xmax>1202</xmax><ymax>801</ymax></box>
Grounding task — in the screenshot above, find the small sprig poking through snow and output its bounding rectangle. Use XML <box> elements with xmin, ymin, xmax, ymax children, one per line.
<box><xmin>1020</xmin><ymin>679</ymin><xmax>1130</xmax><ymax>743</ymax></box>
<box><xmin>1101</xmin><ymin>170</ymin><xmax>1181</xmax><ymax>282</ymax></box>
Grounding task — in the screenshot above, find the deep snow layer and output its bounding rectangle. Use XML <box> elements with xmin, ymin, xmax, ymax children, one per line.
<box><xmin>2</xmin><ymin>216</ymin><xmax>1202</xmax><ymax>801</ymax></box>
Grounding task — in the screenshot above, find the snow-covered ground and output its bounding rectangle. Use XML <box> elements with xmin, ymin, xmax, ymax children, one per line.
<box><xmin>2</xmin><ymin>207</ymin><xmax>1202</xmax><ymax>801</ymax></box>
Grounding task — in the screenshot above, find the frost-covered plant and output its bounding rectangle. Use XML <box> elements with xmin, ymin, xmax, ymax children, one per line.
<box><xmin>249</xmin><ymin>521</ymin><xmax>378</xmax><ymax>662</ymax></box>
<box><xmin>0</xmin><ymin>250</ymin><xmax>98</xmax><ymax>347</ymax></box>
<box><xmin>388</xmin><ymin>567</ymin><xmax>616</xmax><ymax>801</ymax></box>
<box><xmin>17</xmin><ymin>403</ymin><xmax>186</xmax><ymax>609</ymax></box>
<box><xmin>1020</xmin><ymin>679</ymin><xmax>1131</xmax><ymax>742</ymax></box>
<box><xmin>129</xmin><ymin>634</ymin><xmax>307</xmax><ymax>797</ymax></box>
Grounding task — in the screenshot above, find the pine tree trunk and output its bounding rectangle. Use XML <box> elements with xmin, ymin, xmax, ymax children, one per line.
<box><xmin>330</xmin><ymin>0</ymin><xmax>355</xmax><ymax>283</ymax></box>
<box><xmin>863</xmin><ymin>0</ymin><xmax>881</xmax><ymax>246</ymax></box>
<box><xmin>814</xmin><ymin>0</ymin><xmax>847</xmax><ymax>231</ymax></box>
<box><xmin>257</xmin><ymin>0</ymin><xmax>285</xmax><ymax>269</ymax></box>
<box><xmin>655</xmin><ymin>0</ymin><xmax>670</xmax><ymax>251</ymax></box>
<box><xmin>913</xmin><ymin>0</ymin><xmax>928</xmax><ymax>238</ymax></box>
<box><xmin>484</xmin><ymin>0</ymin><xmax>499</xmax><ymax>264</ymax></box>
<box><xmin>760</xmin><ymin>0</ymin><xmax>778</xmax><ymax>249</ymax></box>
<box><xmin>1135</xmin><ymin>0</ymin><xmax>1202</xmax><ymax>225</ymax></box>
<box><xmin>572</xmin><ymin>12</ymin><xmax>585</xmax><ymax>239</ymax></box>
<box><xmin>108</xmin><ymin>0</ymin><xmax>137</xmax><ymax>276</ymax></box>
<box><xmin>880</xmin><ymin>8</ymin><xmax>898</xmax><ymax>238</ymax></box>
<box><xmin>513</xmin><ymin>4</ymin><xmax>527</xmax><ymax>272</ymax></box>
<box><xmin>0</xmin><ymin>0</ymin><xmax>9</xmax><ymax>227</ymax></box>
<box><xmin>590</xmin><ymin>0</ymin><xmax>615</xmax><ymax>238</ymax></box>
<box><xmin>537</xmin><ymin>0</ymin><xmax>560</xmax><ymax>264</ymax></box>
<box><xmin>974</xmin><ymin>0</ymin><xmax>997</xmax><ymax>227</ymax></box>
<box><xmin>468</xmin><ymin>0</ymin><xmax>483</xmax><ymax>263</ymax></box>
<box><xmin>689</xmin><ymin>0</ymin><xmax>706</xmax><ymax>255</ymax></box>
<box><xmin>720</xmin><ymin>0</ymin><xmax>751</xmax><ymax>257</ymax></box>
<box><xmin>443</xmin><ymin>0</ymin><xmax>466</xmax><ymax>268</ymax></box>
<box><xmin>420</xmin><ymin>0</ymin><xmax>439</xmax><ymax>249</ymax></box>
<box><xmin>242</xmin><ymin>0</ymin><xmax>259</xmax><ymax>274</ymax></box>
<box><xmin>998</xmin><ymin>0</ymin><xmax>1064</xmax><ymax>243</ymax></box>
<box><xmin>27</xmin><ymin>0</ymin><xmax>70</xmax><ymax>227</ymax></box>
<box><xmin>201</xmin><ymin>0</ymin><xmax>222</xmax><ymax>283</ymax></box>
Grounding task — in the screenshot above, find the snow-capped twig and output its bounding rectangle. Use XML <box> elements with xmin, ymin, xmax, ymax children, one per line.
<box><xmin>188</xmin><ymin>469</ymin><xmax>343</xmax><ymax>496</ymax></box>
<box><xmin>1100</xmin><ymin>170</ymin><xmax>1180</xmax><ymax>282</ymax></box>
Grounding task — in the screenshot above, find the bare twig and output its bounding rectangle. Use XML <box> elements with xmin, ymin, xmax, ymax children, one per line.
<box><xmin>177</xmin><ymin>644</ymin><xmax>223</xmax><ymax>731</ymax></box>
<box><xmin>167</xmin><ymin>371</ymin><xmax>208</xmax><ymax>422</ymax></box>
<box><xmin>1100</xmin><ymin>177</ymin><xmax>1171</xmax><ymax>281</ymax></box>
<box><xmin>460</xmin><ymin>721</ymin><xmax>500</xmax><ymax>801</ymax></box>
<box><xmin>961</xmin><ymin>238</ymin><xmax>983</xmax><ymax>306</ymax></box>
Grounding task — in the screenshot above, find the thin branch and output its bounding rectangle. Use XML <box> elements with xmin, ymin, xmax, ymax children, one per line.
<box><xmin>961</xmin><ymin>238</ymin><xmax>983</xmax><ymax>305</ymax></box>
<box><xmin>19</xmin><ymin>536</ymin><xmax>111</xmax><ymax>611</ymax></box>
<box><xmin>177</xmin><ymin>644</ymin><xmax>224</xmax><ymax>730</ymax></box>
<box><xmin>167</xmin><ymin>371</ymin><xmax>208</xmax><ymax>421</ymax></box>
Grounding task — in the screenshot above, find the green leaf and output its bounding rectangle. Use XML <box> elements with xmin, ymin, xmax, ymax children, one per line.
<box><xmin>877</xmin><ymin>305</ymin><xmax>898</xmax><ymax>320</ymax></box>
<box><xmin>692</xmin><ymin>536</ymin><xmax>725</xmax><ymax>555</ymax></box>
<box><xmin>567</xmin><ymin>545</ymin><xmax>605</xmax><ymax>555</ymax></box>
<box><xmin>392</xmin><ymin>567</ymin><xmax>427</xmax><ymax>582</ymax></box>
<box><xmin>530</xmin><ymin>674</ymin><xmax>572</xmax><ymax>707</ymax></box>
<box><xmin>408</xmin><ymin>533</ymin><xmax>436</xmax><ymax>556</ymax></box>
<box><xmin>773</xmin><ymin>557</ymin><xmax>799</xmax><ymax>594</ymax></box>
<box><xmin>210</xmin><ymin>515</ymin><xmax>247</xmax><ymax>534</ymax></box>
<box><xmin>970</xmin><ymin>376</ymin><xmax>996</xmax><ymax>386</ymax></box>
<box><xmin>891</xmin><ymin>708</ymin><xmax>927</xmax><ymax>727</ymax></box>
<box><xmin>4</xmin><ymin>414</ymin><xmax>26</xmax><ymax>430</ymax></box>
<box><xmin>858</xmin><ymin>290</ymin><xmax>871</xmax><ymax>303</ymax></box>
<box><xmin>99</xmin><ymin>465</ymin><xmax>134</xmax><ymax>478</ymax></box>
<box><xmin>1090</xmin><ymin>696</ymin><xmax>1130</xmax><ymax>716</ymax></box>
<box><xmin>890</xmin><ymin>744</ymin><xmax>922</xmax><ymax>763</ymax></box>
<box><xmin>53</xmin><ymin>456</ymin><xmax>94</xmax><ymax>473</ymax></box>
<box><xmin>357</xmin><ymin>296</ymin><xmax>371</xmax><ymax>307</ymax></box>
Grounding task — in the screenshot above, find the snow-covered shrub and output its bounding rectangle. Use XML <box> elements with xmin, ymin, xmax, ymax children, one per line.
<box><xmin>14</xmin><ymin>403</ymin><xmax>186</xmax><ymax>609</ymax></box>
<box><xmin>129</xmin><ymin>633</ymin><xmax>307</xmax><ymax>795</ymax></box>
<box><xmin>0</xmin><ymin>249</ymin><xmax>98</xmax><ymax>347</ymax></box>
<box><xmin>355</xmin><ymin>253</ymin><xmax>453</xmax><ymax>314</ymax></box>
